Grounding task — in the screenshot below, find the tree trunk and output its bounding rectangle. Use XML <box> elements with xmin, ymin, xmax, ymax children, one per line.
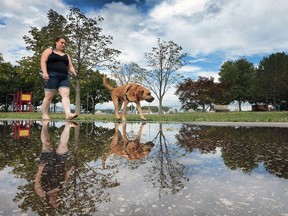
<box><xmin>273</xmin><ymin>94</ymin><xmax>276</xmax><ymax>110</ymax></box>
<box><xmin>238</xmin><ymin>100</ymin><xmax>242</xmax><ymax>111</ymax></box>
<box><xmin>75</xmin><ymin>79</ymin><xmax>81</xmax><ymax>114</ymax></box>
<box><xmin>159</xmin><ymin>97</ymin><xmax>163</xmax><ymax>114</ymax></box>
<box><xmin>92</xmin><ymin>101</ymin><xmax>96</xmax><ymax>114</ymax></box>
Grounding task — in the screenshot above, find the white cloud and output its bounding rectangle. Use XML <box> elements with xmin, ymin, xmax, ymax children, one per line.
<box><xmin>0</xmin><ymin>0</ymin><xmax>67</xmax><ymax>63</ymax></box>
<box><xmin>91</xmin><ymin>2</ymin><xmax>157</xmax><ymax>65</ymax></box>
<box><xmin>2</xmin><ymin>0</ymin><xmax>288</xmax><ymax>67</ymax></box>
<box><xmin>179</xmin><ymin>64</ymin><xmax>202</xmax><ymax>73</ymax></box>
<box><xmin>149</xmin><ymin>0</ymin><xmax>206</xmax><ymax>20</ymax></box>
<box><xmin>144</xmin><ymin>0</ymin><xmax>288</xmax><ymax>59</ymax></box>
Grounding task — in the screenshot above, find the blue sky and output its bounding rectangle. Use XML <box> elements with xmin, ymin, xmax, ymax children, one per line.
<box><xmin>64</xmin><ymin>0</ymin><xmax>153</xmax><ymax>12</ymax></box>
<box><xmin>1</xmin><ymin>0</ymin><xmax>288</xmax><ymax>109</ymax></box>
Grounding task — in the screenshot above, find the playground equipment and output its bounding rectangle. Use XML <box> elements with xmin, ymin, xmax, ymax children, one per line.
<box><xmin>12</xmin><ymin>120</ymin><xmax>31</xmax><ymax>139</ymax></box>
<box><xmin>13</xmin><ymin>90</ymin><xmax>33</xmax><ymax>112</ymax></box>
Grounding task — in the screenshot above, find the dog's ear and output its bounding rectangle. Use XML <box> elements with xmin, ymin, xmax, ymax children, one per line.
<box><xmin>136</xmin><ymin>90</ymin><xmax>144</xmax><ymax>100</ymax></box>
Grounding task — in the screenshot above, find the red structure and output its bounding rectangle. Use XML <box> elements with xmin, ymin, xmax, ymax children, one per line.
<box><xmin>12</xmin><ymin>120</ymin><xmax>31</xmax><ymax>139</ymax></box>
<box><xmin>13</xmin><ymin>91</ymin><xmax>33</xmax><ymax>112</ymax></box>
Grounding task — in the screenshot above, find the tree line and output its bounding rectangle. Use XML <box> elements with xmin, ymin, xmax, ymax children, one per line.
<box><xmin>176</xmin><ymin>53</ymin><xmax>288</xmax><ymax>111</ymax></box>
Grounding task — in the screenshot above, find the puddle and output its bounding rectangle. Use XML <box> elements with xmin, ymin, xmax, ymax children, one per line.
<box><xmin>0</xmin><ymin>120</ymin><xmax>287</xmax><ymax>215</ymax></box>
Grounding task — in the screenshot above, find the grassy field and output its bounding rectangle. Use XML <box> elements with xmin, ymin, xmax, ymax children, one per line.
<box><xmin>1</xmin><ymin>111</ymin><xmax>288</xmax><ymax>122</ymax></box>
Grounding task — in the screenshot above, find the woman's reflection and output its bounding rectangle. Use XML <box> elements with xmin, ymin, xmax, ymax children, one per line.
<box><xmin>34</xmin><ymin>120</ymin><xmax>78</xmax><ymax>208</ymax></box>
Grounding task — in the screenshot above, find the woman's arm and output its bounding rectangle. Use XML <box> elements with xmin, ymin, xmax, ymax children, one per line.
<box><xmin>40</xmin><ymin>48</ymin><xmax>52</xmax><ymax>80</ymax></box>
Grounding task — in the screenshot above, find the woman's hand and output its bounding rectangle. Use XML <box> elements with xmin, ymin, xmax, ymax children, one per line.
<box><xmin>43</xmin><ymin>73</ymin><xmax>49</xmax><ymax>80</ymax></box>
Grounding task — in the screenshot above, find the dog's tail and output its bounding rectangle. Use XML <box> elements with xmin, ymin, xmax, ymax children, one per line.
<box><xmin>103</xmin><ymin>74</ymin><xmax>115</xmax><ymax>91</ymax></box>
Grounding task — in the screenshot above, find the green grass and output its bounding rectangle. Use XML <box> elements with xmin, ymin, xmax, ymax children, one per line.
<box><xmin>1</xmin><ymin>111</ymin><xmax>288</xmax><ymax>122</ymax></box>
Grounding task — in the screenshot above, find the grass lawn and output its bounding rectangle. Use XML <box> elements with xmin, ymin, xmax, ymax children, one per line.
<box><xmin>1</xmin><ymin>111</ymin><xmax>288</xmax><ymax>122</ymax></box>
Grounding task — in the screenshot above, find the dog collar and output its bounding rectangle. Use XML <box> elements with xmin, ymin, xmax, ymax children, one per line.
<box><xmin>125</xmin><ymin>84</ymin><xmax>140</xmax><ymax>102</ymax></box>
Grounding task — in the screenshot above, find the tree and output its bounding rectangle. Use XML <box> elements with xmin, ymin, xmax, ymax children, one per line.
<box><xmin>143</xmin><ymin>38</ymin><xmax>186</xmax><ymax>114</ymax></box>
<box><xmin>0</xmin><ymin>55</ymin><xmax>19</xmax><ymax>110</ymax></box>
<box><xmin>23</xmin><ymin>9</ymin><xmax>70</xmax><ymax>55</ymax></box>
<box><xmin>22</xmin><ymin>8</ymin><xmax>120</xmax><ymax>114</ymax></box>
<box><xmin>110</xmin><ymin>62</ymin><xmax>145</xmax><ymax>85</ymax></box>
<box><xmin>67</xmin><ymin>8</ymin><xmax>121</xmax><ymax>114</ymax></box>
<box><xmin>256</xmin><ymin>52</ymin><xmax>288</xmax><ymax>107</ymax></box>
<box><xmin>175</xmin><ymin>76</ymin><xmax>231</xmax><ymax>112</ymax></box>
<box><xmin>80</xmin><ymin>71</ymin><xmax>116</xmax><ymax>114</ymax></box>
<box><xmin>219</xmin><ymin>58</ymin><xmax>255</xmax><ymax>111</ymax></box>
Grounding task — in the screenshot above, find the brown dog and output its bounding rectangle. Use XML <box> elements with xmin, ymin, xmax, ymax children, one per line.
<box><xmin>102</xmin><ymin>122</ymin><xmax>154</xmax><ymax>169</ymax></box>
<box><xmin>103</xmin><ymin>74</ymin><xmax>154</xmax><ymax>121</ymax></box>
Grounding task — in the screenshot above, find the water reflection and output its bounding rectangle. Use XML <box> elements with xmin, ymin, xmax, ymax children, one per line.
<box><xmin>102</xmin><ymin>123</ymin><xmax>154</xmax><ymax>169</ymax></box>
<box><xmin>12</xmin><ymin>120</ymin><xmax>31</xmax><ymax>139</ymax></box>
<box><xmin>145</xmin><ymin>124</ymin><xmax>189</xmax><ymax>196</ymax></box>
<box><xmin>34</xmin><ymin>121</ymin><xmax>77</xmax><ymax>208</ymax></box>
<box><xmin>0</xmin><ymin>121</ymin><xmax>287</xmax><ymax>215</ymax></box>
<box><xmin>176</xmin><ymin>124</ymin><xmax>288</xmax><ymax>178</ymax></box>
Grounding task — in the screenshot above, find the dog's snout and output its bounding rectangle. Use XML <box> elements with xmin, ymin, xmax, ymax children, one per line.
<box><xmin>146</xmin><ymin>97</ymin><xmax>154</xmax><ymax>102</ymax></box>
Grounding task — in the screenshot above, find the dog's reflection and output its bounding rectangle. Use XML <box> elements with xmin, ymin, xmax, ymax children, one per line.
<box><xmin>34</xmin><ymin>120</ymin><xmax>77</xmax><ymax>208</ymax></box>
<box><xmin>102</xmin><ymin>122</ymin><xmax>154</xmax><ymax>169</ymax></box>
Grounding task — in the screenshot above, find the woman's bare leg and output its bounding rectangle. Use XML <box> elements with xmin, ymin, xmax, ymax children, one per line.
<box><xmin>41</xmin><ymin>120</ymin><xmax>53</xmax><ymax>151</ymax></box>
<box><xmin>56</xmin><ymin>121</ymin><xmax>78</xmax><ymax>154</ymax></box>
<box><xmin>58</xmin><ymin>87</ymin><xmax>78</xmax><ymax>120</ymax></box>
<box><xmin>42</xmin><ymin>90</ymin><xmax>56</xmax><ymax>120</ymax></box>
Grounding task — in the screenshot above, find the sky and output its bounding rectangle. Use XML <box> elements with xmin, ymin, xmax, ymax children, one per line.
<box><xmin>1</xmin><ymin>0</ymin><xmax>288</xmax><ymax>109</ymax></box>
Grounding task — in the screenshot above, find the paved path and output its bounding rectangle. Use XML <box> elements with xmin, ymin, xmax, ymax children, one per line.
<box><xmin>190</xmin><ymin>122</ymin><xmax>288</xmax><ymax>127</ymax></box>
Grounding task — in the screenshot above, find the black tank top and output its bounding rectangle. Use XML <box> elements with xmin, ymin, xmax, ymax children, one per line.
<box><xmin>47</xmin><ymin>51</ymin><xmax>69</xmax><ymax>74</ymax></box>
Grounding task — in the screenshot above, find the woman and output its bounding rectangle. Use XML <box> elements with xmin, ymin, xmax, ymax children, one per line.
<box><xmin>41</xmin><ymin>36</ymin><xmax>78</xmax><ymax>120</ymax></box>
